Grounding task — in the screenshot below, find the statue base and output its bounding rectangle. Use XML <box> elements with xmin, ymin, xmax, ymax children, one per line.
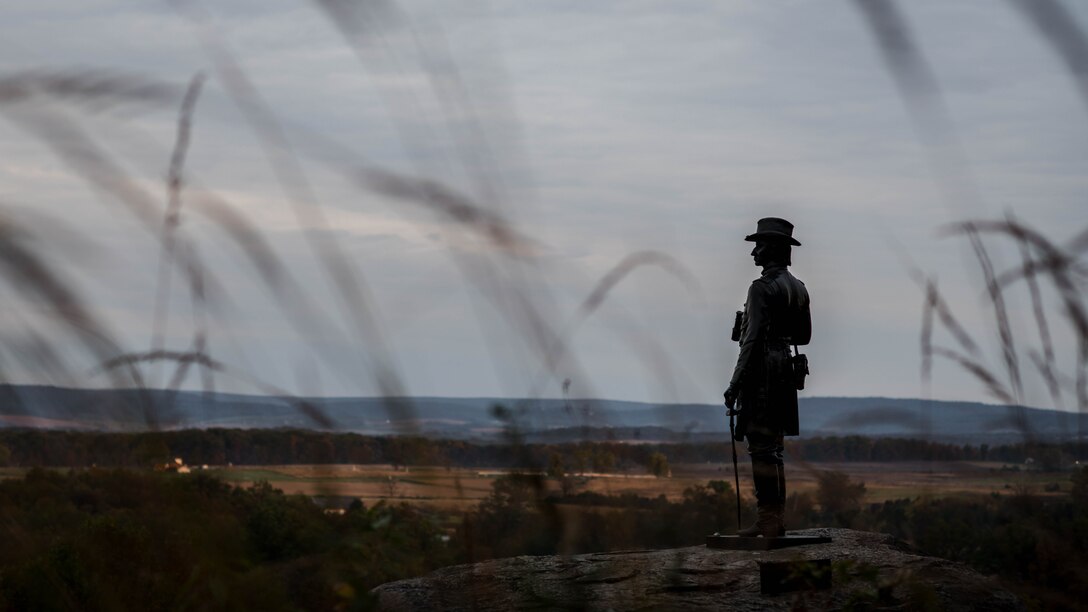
<box><xmin>705</xmin><ymin>534</ymin><xmax>833</xmax><ymax>550</ymax></box>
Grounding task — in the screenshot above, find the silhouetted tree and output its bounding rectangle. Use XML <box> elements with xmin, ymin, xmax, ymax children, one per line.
<box><xmin>816</xmin><ymin>470</ymin><xmax>866</xmax><ymax>523</ymax></box>
<box><xmin>546</xmin><ymin>452</ymin><xmax>565</xmax><ymax>478</ymax></box>
<box><xmin>648</xmin><ymin>452</ymin><xmax>670</xmax><ymax>478</ymax></box>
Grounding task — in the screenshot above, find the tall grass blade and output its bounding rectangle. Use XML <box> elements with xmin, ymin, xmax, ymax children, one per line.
<box><xmin>151</xmin><ymin>73</ymin><xmax>206</xmax><ymax>386</ymax></box>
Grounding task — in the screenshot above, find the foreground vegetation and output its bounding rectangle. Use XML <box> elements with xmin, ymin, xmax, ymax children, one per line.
<box><xmin>0</xmin><ymin>468</ymin><xmax>453</xmax><ymax>611</ymax></box>
<box><xmin>0</xmin><ymin>463</ymin><xmax>1085</xmax><ymax>610</ymax></box>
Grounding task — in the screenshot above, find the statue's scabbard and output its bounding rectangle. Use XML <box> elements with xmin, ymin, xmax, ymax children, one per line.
<box><xmin>727</xmin><ymin>400</ymin><xmax>742</xmax><ymax>532</ymax></box>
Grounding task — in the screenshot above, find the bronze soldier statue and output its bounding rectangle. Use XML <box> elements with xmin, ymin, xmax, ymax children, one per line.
<box><xmin>724</xmin><ymin>217</ymin><xmax>811</xmax><ymax>537</ymax></box>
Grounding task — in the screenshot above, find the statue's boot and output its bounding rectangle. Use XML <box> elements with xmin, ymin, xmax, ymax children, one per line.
<box><xmin>737</xmin><ymin>461</ymin><xmax>786</xmax><ymax>537</ymax></box>
<box><xmin>737</xmin><ymin>504</ymin><xmax>785</xmax><ymax>537</ymax></box>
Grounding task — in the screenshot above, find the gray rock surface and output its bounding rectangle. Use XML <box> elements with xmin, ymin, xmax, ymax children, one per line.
<box><xmin>373</xmin><ymin>528</ymin><xmax>1024</xmax><ymax>611</ymax></box>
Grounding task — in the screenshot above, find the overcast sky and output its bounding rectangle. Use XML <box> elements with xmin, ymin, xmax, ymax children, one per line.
<box><xmin>0</xmin><ymin>1</ymin><xmax>1086</xmax><ymax>411</ymax></box>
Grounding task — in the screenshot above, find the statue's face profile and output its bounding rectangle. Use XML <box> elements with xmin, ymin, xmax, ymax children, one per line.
<box><xmin>751</xmin><ymin>241</ymin><xmax>773</xmax><ymax>267</ymax></box>
<box><xmin>751</xmin><ymin>239</ymin><xmax>789</xmax><ymax>267</ymax></box>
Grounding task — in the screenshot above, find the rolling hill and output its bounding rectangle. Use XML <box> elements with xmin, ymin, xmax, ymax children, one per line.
<box><xmin>0</xmin><ymin>385</ymin><xmax>1082</xmax><ymax>445</ymax></box>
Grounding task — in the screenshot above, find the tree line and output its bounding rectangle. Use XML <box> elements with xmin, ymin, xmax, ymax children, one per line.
<box><xmin>0</xmin><ymin>429</ymin><xmax>1081</xmax><ymax>470</ymax></box>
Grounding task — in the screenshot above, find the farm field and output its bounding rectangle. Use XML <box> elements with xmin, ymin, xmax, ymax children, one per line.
<box><xmin>205</xmin><ymin>460</ymin><xmax>1070</xmax><ymax>509</ymax></box>
<box><xmin>0</xmin><ymin>461</ymin><xmax>1066</xmax><ymax>508</ymax></box>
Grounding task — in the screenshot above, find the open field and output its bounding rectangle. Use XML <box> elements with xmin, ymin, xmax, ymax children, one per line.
<box><xmin>1</xmin><ymin>461</ymin><xmax>1070</xmax><ymax>509</ymax></box>
<box><xmin>204</xmin><ymin>460</ymin><xmax>1073</xmax><ymax>509</ymax></box>
<box><xmin>0</xmin><ymin>468</ymin><xmax>23</xmax><ymax>482</ymax></box>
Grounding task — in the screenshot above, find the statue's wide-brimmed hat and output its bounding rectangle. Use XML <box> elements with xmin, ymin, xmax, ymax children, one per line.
<box><xmin>745</xmin><ymin>217</ymin><xmax>801</xmax><ymax>246</ymax></box>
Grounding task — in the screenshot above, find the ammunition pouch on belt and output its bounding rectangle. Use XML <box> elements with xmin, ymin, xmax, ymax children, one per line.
<box><xmin>791</xmin><ymin>348</ymin><xmax>809</xmax><ymax>390</ymax></box>
<box><xmin>731</xmin><ymin>310</ymin><xmax>743</xmax><ymax>342</ymax></box>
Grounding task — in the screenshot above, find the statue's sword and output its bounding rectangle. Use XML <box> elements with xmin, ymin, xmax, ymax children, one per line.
<box><xmin>728</xmin><ymin>400</ymin><xmax>742</xmax><ymax>532</ymax></box>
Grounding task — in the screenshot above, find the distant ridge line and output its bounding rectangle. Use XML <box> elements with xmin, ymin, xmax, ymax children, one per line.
<box><xmin>0</xmin><ymin>384</ymin><xmax>1082</xmax><ymax>445</ymax></box>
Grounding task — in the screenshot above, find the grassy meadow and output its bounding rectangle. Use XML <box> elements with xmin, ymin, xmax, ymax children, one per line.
<box><xmin>195</xmin><ymin>459</ymin><xmax>1071</xmax><ymax>510</ymax></box>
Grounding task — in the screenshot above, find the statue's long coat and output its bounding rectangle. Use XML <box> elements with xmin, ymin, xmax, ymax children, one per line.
<box><xmin>729</xmin><ymin>265</ymin><xmax>811</xmax><ymax>437</ymax></box>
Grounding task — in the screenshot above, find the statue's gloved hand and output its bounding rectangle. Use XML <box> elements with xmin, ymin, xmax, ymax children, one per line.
<box><xmin>723</xmin><ymin>385</ymin><xmax>738</xmax><ymax>411</ymax></box>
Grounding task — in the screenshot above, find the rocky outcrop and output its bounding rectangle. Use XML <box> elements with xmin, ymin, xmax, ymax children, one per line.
<box><xmin>373</xmin><ymin>528</ymin><xmax>1024</xmax><ymax>611</ymax></box>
